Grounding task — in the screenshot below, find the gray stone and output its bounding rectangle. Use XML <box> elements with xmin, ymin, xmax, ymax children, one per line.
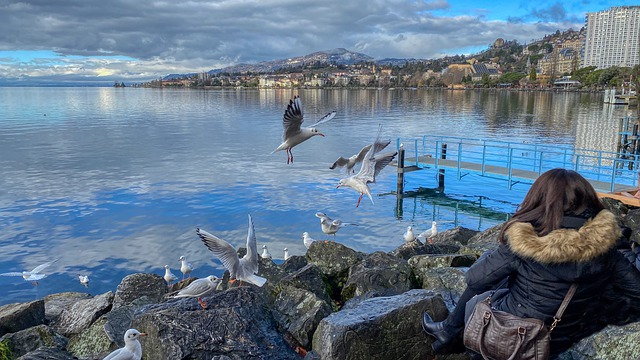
<box><xmin>66</xmin><ymin>316</ymin><xmax>114</xmax><ymax>360</ymax></box>
<box><xmin>312</xmin><ymin>289</ymin><xmax>448</xmax><ymax>360</ymax></box>
<box><xmin>558</xmin><ymin>322</ymin><xmax>640</xmax><ymax>360</ymax></box>
<box><xmin>341</xmin><ymin>251</ymin><xmax>417</xmax><ymax>301</ymax></box>
<box><xmin>43</xmin><ymin>292</ymin><xmax>92</xmax><ymax>323</ymax></box>
<box><xmin>276</xmin><ymin>263</ymin><xmax>333</xmax><ymax>306</ymax></box>
<box><xmin>305</xmin><ymin>241</ymin><xmax>364</xmax><ymax>277</ymax></box>
<box><xmin>390</xmin><ymin>241</ymin><xmax>461</xmax><ymax>260</ymax></box>
<box><xmin>0</xmin><ymin>300</ymin><xmax>45</xmax><ymax>337</ymax></box>
<box><xmin>280</xmin><ymin>255</ymin><xmax>308</xmax><ymax>273</ymax></box>
<box><xmin>0</xmin><ymin>324</ymin><xmax>67</xmax><ymax>358</ymax></box>
<box><xmin>602</xmin><ymin>196</ymin><xmax>630</xmax><ymax>219</ymax></box>
<box><xmin>417</xmin><ymin>267</ymin><xmax>469</xmax><ymax>312</ymax></box>
<box><xmin>431</xmin><ymin>226</ymin><xmax>480</xmax><ymax>245</ymax></box>
<box><xmin>272</xmin><ymin>286</ymin><xmax>332</xmax><ymax>349</ymax></box>
<box><xmin>132</xmin><ymin>286</ymin><xmax>298</xmax><ymax>360</ymax></box>
<box><xmin>52</xmin><ymin>291</ymin><xmax>113</xmax><ymax>337</ymax></box>
<box><xmin>408</xmin><ymin>254</ymin><xmax>476</xmax><ymax>270</ymax></box>
<box><xmin>17</xmin><ymin>346</ymin><xmax>77</xmax><ymax>360</ymax></box>
<box><xmin>112</xmin><ymin>273</ymin><xmax>167</xmax><ymax>310</ymax></box>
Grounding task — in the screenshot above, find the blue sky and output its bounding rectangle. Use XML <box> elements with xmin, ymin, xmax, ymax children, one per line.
<box><xmin>0</xmin><ymin>0</ymin><xmax>632</xmax><ymax>86</ymax></box>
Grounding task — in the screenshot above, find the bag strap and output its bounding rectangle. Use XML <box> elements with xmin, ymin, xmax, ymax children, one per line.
<box><xmin>549</xmin><ymin>283</ymin><xmax>578</xmax><ymax>333</ymax></box>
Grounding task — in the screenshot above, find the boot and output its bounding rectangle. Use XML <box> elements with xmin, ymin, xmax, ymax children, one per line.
<box><xmin>422</xmin><ymin>312</ymin><xmax>462</xmax><ymax>353</ymax></box>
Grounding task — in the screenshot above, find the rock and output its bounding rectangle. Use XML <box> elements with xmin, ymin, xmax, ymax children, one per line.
<box><xmin>417</xmin><ymin>267</ymin><xmax>468</xmax><ymax>311</ymax></box>
<box><xmin>257</xmin><ymin>256</ymin><xmax>288</xmax><ymax>284</ymax></box>
<box><xmin>66</xmin><ymin>316</ymin><xmax>113</xmax><ymax>359</ymax></box>
<box><xmin>52</xmin><ymin>291</ymin><xmax>114</xmax><ymax>337</ymax></box>
<box><xmin>559</xmin><ymin>322</ymin><xmax>640</xmax><ymax>360</ymax></box>
<box><xmin>432</xmin><ymin>226</ymin><xmax>479</xmax><ymax>245</ymax></box>
<box><xmin>390</xmin><ymin>241</ymin><xmax>461</xmax><ymax>260</ymax></box>
<box><xmin>132</xmin><ymin>286</ymin><xmax>298</xmax><ymax>359</ymax></box>
<box><xmin>112</xmin><ymin>273</ymin><xmax>167</xmax><ymax>310</ymax></box>
<box><xmin>312</xmin><ymin>289</ymin><xmax>448</xmax><ymax>360</ymax></box>
<box><xmin>459</xmin><ymin>223</ymin><xmax>502</xmax><ymax>256</ymax></box>
<box><xmin>280</xmin><ymin>255</ymin><xmax>308</xmax><ymax>273</ymax></box>
<box><xmin>305</xmin><ymin>241</ymin><xmax>364</xmax><ymax>277</ymax></box>
<box><xmin>272</xmin><ymin>286</ymin><xmax>332</xmax><ymax>349</ymax></box>
<box><xmin>43</xmin><ymin>292</ymin><xmax>92</xmax><ymax>323</ymax></box>
<box><xmin>408</xmin><ymin>254</ymin><xmax>476</xmax><ymax>271</ymax></box>
<box><xmin>277</xmin><ymin>263</ymin><xmax>333</xmax><ymax>306</ymax></box>
<box><xmin>341</xmin><ymin>252</ymin><xmax>417</xmax><ymax>302</ymax></box>
<box><xmin>623</xmin><ymin>208</ymin><xmax>640</xmax><ymax>245</ymax></box>
<box><xmin>602</xmin><ymin>197</ymin><xmax>629</xmax><ymax>219</ymax></box>
<box><xmin>0</xmin><ymin>324</ymin><xmax>67</xmax><ymax>358</ymax></box>
<box><xmin>17</xmin><ymin>346</ymin><xmax>77</xmax><ymax>360</ymax></box>
<box><xmin>103</xmin><ymin>297</ymin><xmax>157</xmax><ymax>348</ymax></box>
<box><xmin>0</xmin><ymin>300</ymin><xmax>45</xmax><ymax>337</ymax></box>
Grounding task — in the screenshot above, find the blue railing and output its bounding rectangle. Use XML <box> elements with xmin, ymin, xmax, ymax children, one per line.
<box><xmin>396</xmin><ymin>135</ymin><xmax>640</xmax><ymax>192</ymax></box>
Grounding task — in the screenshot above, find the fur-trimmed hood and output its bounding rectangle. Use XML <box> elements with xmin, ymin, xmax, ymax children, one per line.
<box><xmin>505</xmin><ymin>210</ymin><xmax>620</xmax><ymax>264</ymax></box>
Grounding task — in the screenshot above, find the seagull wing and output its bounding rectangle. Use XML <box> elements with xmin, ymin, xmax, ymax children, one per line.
<box><xmin>240</xmin><ymin>214</ymin><xmax>259</xmax><ymax>275</ymax></box>
<box><xmin>197</xmin><ymin>228</ymin><xmax>240</xmax><ymax>278</ymax></box>
<box><xmin>282</xmin><ymin>96</ymin><xmax>304</xmax><ymax>141</ymax></box>
<box><xmin>330</xmin><ymin>156</ymin><xmax>350</xmax><ymax>169</ymax></box>
<box><xmin>354</xmin><ymin>144</ymin><xmax>373</xmax><ymax>163</ymax></box>
<box><xmin>371</xmin><ymin>151</ymin><xmax>397</xmax><ymax>181</ymax></box>
<box><xmin>175</xmin><ymin>278</ymin><xmax>212</xmax><ymax>298</ymax></box>
<box><xmin>30</xmin><ymin>259</ymin><xmax>58</xmax><ymax>274</ymax></box>
<box><xmin>0</xmin><ymin>272</ymin><xmax>24</xmax><ymax>277</ymax></box>
<box><xmin>308</xmin><ymin>110</ymin><xmax>336</xmax><ymax>127</ymax></box>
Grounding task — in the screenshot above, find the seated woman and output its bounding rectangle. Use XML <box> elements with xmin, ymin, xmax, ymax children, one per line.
<box><xmin>422</xmin><ymin>168</ymin><xmax>640</xmax><ymax>357</ymax></box>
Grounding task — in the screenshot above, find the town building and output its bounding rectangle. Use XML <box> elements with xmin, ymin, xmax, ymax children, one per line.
<box><xmin>583</xmin><ymin>6</ymin><xmax>640</xmax><ymax>69</ymax></box>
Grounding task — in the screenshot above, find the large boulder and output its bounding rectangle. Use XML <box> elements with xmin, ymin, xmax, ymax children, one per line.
<box><xmin>0</xmin><ymin>325</ymin><xmax>67</xmax><ymax>358</ymax></box>
<box><xmin>431</xmin><ymin>226</ymin><xmax>479</xmax><ymax>245</ymax></box>
<box><xmin>276</xmin><ymin>263</ymin><xmax>333</xmax><ymax>306</ymax></box>
<box><xmin>112</xmin><ymin>273</ymin><xmax>167</xmax><ymax>310</ymax></box>
<box><xmin>17</xmin><ymin>346</ymin><xmax>77</xmax><ymax>360</ymax></box>
<box><xmin>390</xmin><ymin>242</ymin><xmax>461</xmax><ymax>260</ymax></box>
<box><xmin>132</xmin><ymin>286</ymin><xmax>298</xmax><ymax>359</ymax></box>
<box><xmin>43</xmin><ymin>292</ymin><xmax>92</xmax><ymax>323</ymax></box>
<box><xmin>305</xmin><ymin>241</ymin><xmax>364</xmax><ymax>277</ymax></box>
<box><xmin>417</xmin><ymin>267</ymin><xmax>468</xmax><ymax>311</ymax></box>
<box><xmin>559</xmin><ymin>322</ymin><xmax>640</xmax><ymax>360</ymax></box>
<box><xmin>280</xmin><ymin>255</ymin><xmax>308</xmax><ymax>273</ymax></box>
<box><xmin>51</xmin><ymin>291</ymin><xmax>114</xmax><ymax>337</ymax></box>
<box><xmin>341</xmin><ymin>252</ymin><xmax>417</xmax><ymax>301</ymax></box>
<box><xmin>312</xmin><ymin>289</ymin><xmax>449</xmax><ymax>360</ymax></box>
<box><xmin>0</xmin><ymin>300</ymin><xmax>45</xmax><ymax>337</ymax></box>
<box><xmin>66</xmin><ymin>316</ymin><xmax>113</xmax><ymax>359</ymax></box>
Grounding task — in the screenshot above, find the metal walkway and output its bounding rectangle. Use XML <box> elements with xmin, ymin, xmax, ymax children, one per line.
<box><xmin>395</xmin><ymin>135</ymin><xmax>640</xmax><ymax>193</ymax></box>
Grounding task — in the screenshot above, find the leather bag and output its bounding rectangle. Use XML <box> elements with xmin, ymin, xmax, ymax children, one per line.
<box><xmin>463</xmin><ymin>284</ymin><xmax>577</xmax><ymax>360</ymax></box>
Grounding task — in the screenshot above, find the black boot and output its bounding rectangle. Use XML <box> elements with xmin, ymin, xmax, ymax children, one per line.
<box><xmin>422</xmin><ymin>312</ymin><xmax>462</xmax><ymax>353</ymax></box>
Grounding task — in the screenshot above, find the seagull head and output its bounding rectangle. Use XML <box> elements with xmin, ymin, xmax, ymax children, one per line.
<box><xmin>336</xmin><ymin>179</ymin><xmax>347</xmax><ymax>188</ymax></box>
<box><xmin>179</xmin><ymin>256</ymin><xmax>186</xmax><ymax>262</ymax></box>
<box><xmin>310</xmin><ymin>128</ymin><xmax>325</xmax><ymax>137</ymax></box>
<box><xmin>124</xmin><ymin>329</ymin><xmax>147</xmax><ymax>342</ymax></box>
<box><xmin>22</xmin><ymin>272</ymin><xmax>31</xmax><ymax>280</ymax></box>
<box><xmin>164</xmin><ymin>265</ymin><xmax>170</xmax><ymax>270</ymax></box>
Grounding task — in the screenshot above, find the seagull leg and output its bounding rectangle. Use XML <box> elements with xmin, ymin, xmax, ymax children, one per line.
<box><xmin>356</xmin><ymin>193</ymin><xmax>363</xmax><ymax>207</ymax></box>
<box><xmin>197</xmin><ymin>296</ymin><xmax>207</xmax><ymax>309</ymax></box>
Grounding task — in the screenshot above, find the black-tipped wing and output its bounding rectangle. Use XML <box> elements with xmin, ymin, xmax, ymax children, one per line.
<box><xmin>197</xmin><ymin>228</ymin><xmax>240</xmax><ymax>278</ymax></box>
<box><xmin>308</xmin><ymin>110</ymin><xmax>336</xmax><ymax>127</ymax></box>
<box><xmin>371</xmin><ymin>151</ymin><xmax>397</xmax><ymax>182</ymax></box>
<box><xmin>330</xmin><ymin>157</ymin><xmax>350</xmax><ymax>169</ymax></box>
<box><xmin>282</xmin><ymin>96</ymin><xmax>304</xmax><ymax>141</ymax></box>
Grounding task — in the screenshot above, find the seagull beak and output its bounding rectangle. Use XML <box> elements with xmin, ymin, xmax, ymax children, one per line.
<box><xmin>318</xmin><ymin>133</ymin><xmax>325</xmax><ymax>137</ymax></box>
<box><xmin>139</xmin><ymin>333</ymin><xmax>148</xmax><ymax>337</ymax></box>
<box><xmin>336</xmin><ymin>184</ymin><xmax>341</xmax><ymax>188</ymax></box>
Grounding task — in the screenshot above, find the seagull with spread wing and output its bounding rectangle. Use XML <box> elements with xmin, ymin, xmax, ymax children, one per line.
<box><xmin>330</xmin><ymin>144</ymin><xmax>372</xmax><ymax>174</ymax></box>
<box><xmin>272</xmin><ymin>95</ymin><xmax>336</xmax><ymax>164</ymax></box>
<box><xmin>0</xmin><ymin>259</ymin><xmax>58</xmax><ymax>284</ymax></box>
<box><xmin>315</xmin><ymin>212</ymin><xmax>357</xmax><ymax>241</ymax></box>
<box><xmin>336</xmin><ymin>126</ymin><xmax>397</xmax><ymax>207</ymax></box>
<box><xmin>196</xmin><ymin>214</ymin><xmax>267</xmax><ymax>287</ymax></box>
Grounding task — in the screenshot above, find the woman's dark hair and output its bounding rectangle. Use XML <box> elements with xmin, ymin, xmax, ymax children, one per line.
<box><xmin>498</xmin><ymin>168</ymin><xmax>604</xmax><ymax>243</ymax></box>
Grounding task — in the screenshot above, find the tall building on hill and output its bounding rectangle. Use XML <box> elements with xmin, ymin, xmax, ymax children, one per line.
<box><xmin>583</xmin><ymin>6</ymin><xmax>640</xmax><ymax>69</ymax></box>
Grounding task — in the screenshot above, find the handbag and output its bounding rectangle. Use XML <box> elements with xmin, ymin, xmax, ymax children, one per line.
<box><xmin>463</xmin><ymin>283</ymin><xmax>577</xmax><ymax>360</ymax></box>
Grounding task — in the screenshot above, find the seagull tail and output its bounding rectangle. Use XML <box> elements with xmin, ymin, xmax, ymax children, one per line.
<box><xmin>246</xmin><ymin>274</ymin><xmax>267</xmax><ymax>287</ymax></box>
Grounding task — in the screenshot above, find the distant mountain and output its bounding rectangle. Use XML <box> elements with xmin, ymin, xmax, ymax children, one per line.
<box><xmin>164</xmin><ymin>48</ymin><xmax>375</xmax><ymax>80</ymax></box>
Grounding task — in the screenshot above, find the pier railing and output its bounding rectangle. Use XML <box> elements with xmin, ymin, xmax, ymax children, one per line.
<box><xmin>396</xmin><ymin>135</ymin><xmax>639</xmax><ymax>192</ymax></box>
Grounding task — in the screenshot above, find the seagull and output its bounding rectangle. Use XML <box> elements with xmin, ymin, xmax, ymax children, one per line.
<box><xmin>163</xmin><ymin>265</ymin><xmax>178</xmax><ymax>285</ymax></box>
<box><xmin>272</xmin><ymin>95</ymin><xmax>337</xmax><ymax>164</ymax></box>
<box><xmin>336</xmin><ymin>125</ymin><xmax>397</xmax><ymax>207</ymax></box>
<box><xmin>178</xmin><ymin>256</ymin><xmax>193</xmax><ymax>280</ymax></box>
<box><xmin>196</xmin><ymin>214</ymin><xmax>267</xmax><ymax>287</ymax></box>
<box><xmin>172</xmin><ymin>275</ymin><xmax>221</xmax><ymax>309</ymax></box>
<box><xmin>330</xmin><ymin>144</ymin><xmax>373</xmax><ymax>174</ymax></box>
<box><xmin>78</xmin><ymin>274</ymin><xmax>90</xmax><ymax>287</ymax></box>
<box><xmin>103</xmin><ymin>328</ymin><xmax>147</xmax><ymax>360</ymax></box>
<box><xmin>417</xmin><ymin>221</ymin><xmax>438</xmax><ymax>244</ymax></box>
<box><xmin>404</xmin><ymin>226</ymin><xmax>416</xmax><ymax>242</ymax></box>
<box><xmin>314</xmin><ymin>212</ymin><xmax>357</xmax><ymax>241</ymax></box>
<box><xmin>302</xmin><ymin>232</ymin><xmax>317</xmax><ymax>249</ymax></box>
<box><xmin>261</xmin><ymin>244</ymin><xmax>272</xmax><ymax>260</ymax></box>
<box><xmin>0</xmin><ymin>259</ymin><xmax>58</xmax><ymax>285</ymax></box>
<box><xmin>284</xmin><ymin>248</ymin><xmax>291</xmax><ymax>260</ymax></box>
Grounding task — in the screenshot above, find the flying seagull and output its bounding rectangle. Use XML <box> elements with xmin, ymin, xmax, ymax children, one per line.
<box><xmin>336</xmin><ymin>125</ymin><xmax>397</xmax><ymax>207</ymax></box>
<box><xmin>315</xmin><ymin>212</ymin><xmax>357</xmax><ymax>241</ymax></box>
<box><xmin>272</xmin><ymin>95</ymin><xmax>337</xmax><ymax>164</ymax></box>
<box><xmin>196</xmin><ymin>214</ymin><xmax>267</xmax><ymax>287</ymax></box>
<box><xmin>330</xmin><ymin>144</ymin><xmax>373</xmax><ymax>174</ymax></box>
<box><xmin>103</xmin><ymin>328</ymin><xmax>147</xmax><ymax>360</ymax></box>
<box><xmin>0</xmin><ymin>259</ymin><xmax>58</xmax><ymax>284</ymax></box>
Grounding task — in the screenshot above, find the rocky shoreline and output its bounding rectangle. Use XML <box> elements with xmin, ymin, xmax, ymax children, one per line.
<box><xmin>1</xmin><ymin>197</ymin><xmax>640</xmax><ymax>360</ymax></box>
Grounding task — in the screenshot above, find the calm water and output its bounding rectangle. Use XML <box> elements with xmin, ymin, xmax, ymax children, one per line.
<box><xmin>0</xmin><ymin>87</ymin><xmax>627</xmax><ymax>305</ymax></box>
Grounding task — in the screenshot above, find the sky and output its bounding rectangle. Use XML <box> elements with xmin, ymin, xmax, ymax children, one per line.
<box><xmin>0</xmin><ymin>0</ymin><xmax>631</xmax><ymax>86</ymax></box>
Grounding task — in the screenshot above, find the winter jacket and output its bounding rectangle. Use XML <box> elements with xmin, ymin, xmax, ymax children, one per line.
<box><xmin>465</xmin><ymin>210</ymin><xmax>640</xmax><ymax>355</ymax></box>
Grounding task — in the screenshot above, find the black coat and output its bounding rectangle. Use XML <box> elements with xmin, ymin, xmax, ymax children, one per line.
<box><xmin>465</xmin><ymin>210</ymin><xmax>640</xmax><ymax>355</ymax></box>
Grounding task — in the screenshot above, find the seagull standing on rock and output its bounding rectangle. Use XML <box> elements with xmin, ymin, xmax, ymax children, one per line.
<box><xmin>172</xmin><ymin>275</ymin><xmax>221</xmax><ymax>309</ymax></box>
<box><xmin>302</xmin><ymin>232</ymin><xmax>317</xmax><ymax>249</ymax></box>
<box><xmin>404</xmin><ymin>226</ymin><xmax>417</xmax><ymax>242</ymax></box>
<box><xmin>178</xmin><ymin>256</ymin><xmax>193</xmax><ymax>280</ymax></box>
<box><xmin>284</xmin><ymin>248</ymin><xmax>291</xmax><ymax>260</ymax></box>
<box><xmin>103</xmin><ymin>328</ymin><xmax>147</xmax><ymax>360</ymax></box>
<box><xmin>272</xmin><ymin>95</ymin><xmax>337</xmax><ymax>164</ymax></box>
<box><xmin>417</xmin><ymin>221</ymin><xmax>438</xmax><ymax>244</ymax></box>
<box><xmin>261</xmin><ymin>244</ymin><xmax>272</xmax><ymax>260</ymax></box>
<box><xmin>163</xmin><ymin>265</ymin><xmax>178</xmax><ymax>285</ymax></box>
<box><xmin>196</xmin><ymin>214</ymin><xmax>267</xmax><ymax>287</ymax></box>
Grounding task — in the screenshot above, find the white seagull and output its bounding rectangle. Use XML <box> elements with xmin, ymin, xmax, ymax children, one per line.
<box><xmin>417</xmin><ymin>221</ymin><xmax>438</xmax><ymax>244</ymax></box>
<box><xmin>172</xmin><ymin>275</ymin><xmax>221</xmax><ymax>309</ymax></box>
<box><xmin>284</xmin><ymin>248</ymin><xmax>291</xmax><ymax>260</ymax></box>
<box><xmin>0</xmin><ymin>259</ymin><xmax>58</xmax><ymax>284</ymax></box>
<box><xmin>196</xmin><ymin>214</ymin><xmax>267</xmax><ymax>287</ymax></box>
<box><xmin>178</xmin><ymin>255</ymin><xmax>193</xmax><ymax>280</ymax></box>
<box><xmin>336</xmin><ymin>126</ymin><xmax>397</xmax><ymax>207</ymax></box>
<box><xmin>261</xmin><ymin>244</ymin><xmax>272</xmax><ymax>260</ymax></box>
<box><xmin>302</xmin><ymin>232</ymin><xmax>317</xmax><ymax>249</ymax></box>
<box><xmin>330</xmin><ymin>144</ymin><xmax>373</xmax><ymax>174</ymax></box>
<box><xmin>315</xmin><ymin>212</ymin><xmax>357</xmax><ymax>241</ymax></box>
<box><xmin>404</xmin><ymin>226</ymin><xmax>416</xmax><ymax>242</ymax></box>
<box><xmin>78</xmin><ymin>274</ymin><xmax>90</xmax><ymax>287</ymax></box>
<box><xmin>103</xmin><ymin>328</ymin><xmax>147</xmax><ymax>360</ymax></box>
<box><xmin>272</xmin><ymin>95</ymin><xmax>337</xmax><ymax>164</ymax></box>
<box><xmin>163</xmin><ymin>265</ymin><xmax>178</xmax><ymax>285</ymax></box>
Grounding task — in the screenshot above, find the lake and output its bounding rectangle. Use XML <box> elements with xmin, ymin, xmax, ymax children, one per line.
<box><xmin>0</xmin><ymin>87</ymin><xmax>628</xmax><ymax>305</ymax></box>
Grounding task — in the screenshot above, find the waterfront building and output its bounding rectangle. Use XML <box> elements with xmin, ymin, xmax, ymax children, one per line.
<box><xmin>583</xmin><ymin>6</ymin><xmax>640</xmax><ymax>69</ymax></box>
